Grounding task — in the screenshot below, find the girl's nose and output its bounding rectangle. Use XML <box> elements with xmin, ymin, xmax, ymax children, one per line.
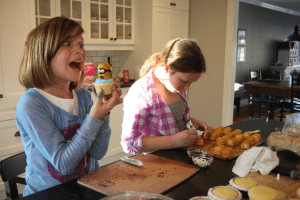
<box><xmin>75</xmin><ymin>45</ymin><xmax>84</xmax><ymax>55</ymax></box>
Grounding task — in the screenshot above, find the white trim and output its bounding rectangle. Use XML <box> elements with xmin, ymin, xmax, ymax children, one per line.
<box><xmin>240</xmin><ymin>0</ymin><xmax>300</xmax><ymax>16</ymax></box>
<box><xmin>222</xmin><ymin>0</ymin><xmax>239</xmax><ymax>126</ymax></box>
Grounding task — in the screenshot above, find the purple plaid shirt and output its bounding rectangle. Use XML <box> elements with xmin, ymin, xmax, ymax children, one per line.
<box><xmin>121</xmin><ymin>68</ymin><xmax>190</xmax><ymax>154</ymax></box>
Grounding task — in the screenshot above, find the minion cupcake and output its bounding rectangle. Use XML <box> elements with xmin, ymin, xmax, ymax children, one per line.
<box><xmin>94</xmin><ymin>62</ymin><xmax>115</xmax><ymax>95</ymax></box>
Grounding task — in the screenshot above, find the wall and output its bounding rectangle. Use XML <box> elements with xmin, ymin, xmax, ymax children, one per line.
<box><xmin>235</xmin><ymin>2</ymin><xmax>300</xmax><ymax>85</ymax></box>
<box><xmin>188</xmin><ymin>0</ymin><xmax>238</xmax><ymax>127</ymax></box>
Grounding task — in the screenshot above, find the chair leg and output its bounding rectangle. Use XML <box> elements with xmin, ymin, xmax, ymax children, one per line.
<box><xmin>4</xmin><ymin>180</ymin><xmax>19</xmax><ymax>200</ymax></box>
<box><xmin>269</xmin><ymin>103</ymin><xmax>274</xmax><ymax>120</ymax></box>
<box><xmin>258</xmin><ymin>103</ymin><xmax>262</xmax><ymax>118</ymax></box>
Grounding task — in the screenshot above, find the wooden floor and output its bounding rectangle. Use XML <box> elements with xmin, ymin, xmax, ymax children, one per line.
<box><xmin>233</xmin><ymin>104</ymin><xmax>288</xmax><ymax>124</ymax></box>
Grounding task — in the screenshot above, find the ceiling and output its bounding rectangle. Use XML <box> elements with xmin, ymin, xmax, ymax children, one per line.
<box><xmin>255</xmin><ymin>0</ymin><xmax>300</xmax><ymax>13</ymax></box>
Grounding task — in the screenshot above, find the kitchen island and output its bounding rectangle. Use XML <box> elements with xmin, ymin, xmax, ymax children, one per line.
<box><xmin>19</xmin><ymin>118</ymin><xmax>300</xmax><ymax>200</ymax></box>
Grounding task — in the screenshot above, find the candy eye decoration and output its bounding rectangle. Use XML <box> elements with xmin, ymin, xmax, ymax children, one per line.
<box><xmin>98</xmin><ymin>68</ymin><xmax>111</xmax><ymax>74</ymax></box>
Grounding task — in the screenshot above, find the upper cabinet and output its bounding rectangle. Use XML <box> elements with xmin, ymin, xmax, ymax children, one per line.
<box><xmin>153</xmin><ymin>0</ymin><xmax>189</xmax><ymax>11</ymax></box>
<box><xmin>86</xmin><ymin>0</ymin><xmax>134</xmax><ymax>45</ymax></box>
<box><xmin>28</xmin><ymin>0</ymin><xmax>135</xmax><ymax>50</ymax></box>
<box><xmin>152</xmin><ymin>0</ymin><xmax>189</xmax><ymax>54</ymax></box>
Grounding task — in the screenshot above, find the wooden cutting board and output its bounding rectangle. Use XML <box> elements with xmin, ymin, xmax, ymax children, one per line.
<box><xmin>189</xmin><ymin>139</ymin><xmax>264</xmax><ymax>160</ymax></box>
<box><xmin>245</xmin><ymin>172</ymin><xmax>300</xmax><ymax>198</ymax></box>
<box><xmin>78</xmin><ymin>154</ymin><xmax>200</xmax><ymax>195</ymax></box>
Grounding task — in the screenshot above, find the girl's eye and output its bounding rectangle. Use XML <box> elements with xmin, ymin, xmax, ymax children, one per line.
<box><xmin>79</xmin><ymin>44</ymin><xmax>85</xmax><ymax>48</ymax></box>
<box><xmin>64</xmin><ymin>42</ymin><xmax>70</xmax><ymax>46</ymax></box>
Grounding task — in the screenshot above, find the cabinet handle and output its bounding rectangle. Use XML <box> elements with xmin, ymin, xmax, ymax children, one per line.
<box><xmin>174</xmin><ymin>3</ymin><xmax>176</xmax><ymax>6</ymax></box>
<box><xmin>170</xmin><ymin>3</ymin><xmax>174</xmax><ymax>6</ymax></box>
<box><xmin>114</xmin><ymin>38</ymin><xmax>117</xmax><ymax>40</ymax></box>
<box><xmin>110</xmin><ymin>38</ymin><xmax>113</xmax><ymax>40</ymax></box>
<box><xmin>15</xmin><ymin>131</ymin><xmax>20</xmax><ymax>137</ymax></box>
<box><xmin>0</xmin><ymin>94</ymin><xmax>3</xmax><ymax>98</ymax></box>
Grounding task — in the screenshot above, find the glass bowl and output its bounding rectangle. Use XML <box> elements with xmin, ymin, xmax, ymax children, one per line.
<box><xmin>100</xmin><ymin>191</ymin><xmax>173</xmax><ymax>200</ymax></box>
<box><xmin>187</xmin><ymin>148</ymin><xmax>207</xmax><ymax>158</ymax></box>
<box><xmin>192</xmin><ymin>154</ymin><xmax>213</xmax><ymax>168</ymax></box>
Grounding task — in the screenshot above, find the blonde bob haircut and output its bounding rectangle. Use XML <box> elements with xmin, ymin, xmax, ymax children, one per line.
<box><xmin>19</xmin><ymin>17</ymin><xmax>84</xmax><ymax>90</ymax></box>
<box><xmin>140</xmin><ymin>38</ymin><xmax>206</xmax><ymax>77</ymax></box>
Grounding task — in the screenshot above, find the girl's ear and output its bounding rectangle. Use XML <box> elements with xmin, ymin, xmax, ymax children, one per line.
<box><xmin>164</xmin><ymin>64</ymin><xmax>170</xmax><ymax>73</ymax></box>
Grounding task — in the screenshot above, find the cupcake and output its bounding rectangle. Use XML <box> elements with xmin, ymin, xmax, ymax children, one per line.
<box><xmin>248</xmin><ymin>186</ymin><xmax>287</xmax><ymax>200</ymax></box>
<box><xmin>94</xmin><ymin>62</ymin><xmax>115</xmax><ymax>95</ymax></box>
<box><xmin>208</xmin><ymin>186</ymin><xmax>242</xmax><ymax>200</ymax></box>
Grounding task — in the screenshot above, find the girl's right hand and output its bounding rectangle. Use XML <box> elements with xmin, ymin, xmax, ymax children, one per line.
<box><xmin>89</xmin><ymin>83</ymin><xmax>123</xmax><ymax>120</ymax></box>
<box><xmin>172</xmin><ymin>129</ymin><xmax>199</xmax><ymax>147</ymax></box>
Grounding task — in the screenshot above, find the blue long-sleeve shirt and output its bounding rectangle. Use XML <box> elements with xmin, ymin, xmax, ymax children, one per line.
<box><xmin>16</xmin><ymin>88</ymin><xmax>111</xmax><ymax>196</ymax></box>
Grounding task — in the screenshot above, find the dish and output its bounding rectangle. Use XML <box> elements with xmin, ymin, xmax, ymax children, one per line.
<box><xmin>187</xmin><ymin>148</ymin><xmax>207</xmax><ymax>158</ymax></box>
<box><xmin>192</xmin><ymin>154</ymin><xmax>213</xmax><ymax>168</ymax></box>
<box><xmin>208</xmin><ymin>186</ymin><xmax>242</xmax><ymax>200</ymax></box>
<box><xmin>100</xmin><ymin>191</ymin><xmax>174</xmax><ymax>200</ymax></box>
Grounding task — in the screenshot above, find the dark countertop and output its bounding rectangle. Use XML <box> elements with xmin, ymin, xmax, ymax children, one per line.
<box><xmin>20</xmin><ymin>119</ymin><xmax>299</xmax><ymax>200</ymax></box>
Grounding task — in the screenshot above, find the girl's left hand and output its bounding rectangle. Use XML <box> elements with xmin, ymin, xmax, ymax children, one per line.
<box><xmin>90</xmin><ymin>78</ymin><xmax>123</xmax><ymax>120</ymax></box>
<box><xmin>191</xmin><ymin>118</ymin><xmax>213</xmax><ymax>138</ymax></box>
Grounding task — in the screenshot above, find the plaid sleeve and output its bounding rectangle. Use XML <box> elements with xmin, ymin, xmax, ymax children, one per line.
<box><xmin>121</xmin><ymin>86</ymin><xmax>150</xmax><ymax>155</ymax></box>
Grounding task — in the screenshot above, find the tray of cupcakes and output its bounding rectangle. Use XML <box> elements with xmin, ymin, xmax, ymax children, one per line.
<box><xmin>188</xmin><ymin>126</ymin><xmax>264</xmax><ymax>160</ymax></box>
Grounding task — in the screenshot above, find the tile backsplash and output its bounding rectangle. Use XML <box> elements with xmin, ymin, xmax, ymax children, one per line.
<box><xmin>86</xmin><ymin>51</ymin><xmax>121</xmax><ymax>76</ymax></box>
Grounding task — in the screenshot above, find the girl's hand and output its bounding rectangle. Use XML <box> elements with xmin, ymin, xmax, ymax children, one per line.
<box><xmin>89</xmin><ymin>78</ymin><xmax>123</xmax><ymax>120</ymax></box>
<box><xmin>172</xmin><ymin>129</ymin><xmax>199</xmax><ymax>147</ymax></box>
<box><xmin>197</xmin><ymin>121</ymin><xmax>213</xmax><ymax>139</ymax></box>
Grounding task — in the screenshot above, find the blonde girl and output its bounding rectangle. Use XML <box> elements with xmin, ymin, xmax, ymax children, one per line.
<box><xmin>121</xmin><ymin>38</ymin><xmax>213</xmax><ymax>154</ymax></box>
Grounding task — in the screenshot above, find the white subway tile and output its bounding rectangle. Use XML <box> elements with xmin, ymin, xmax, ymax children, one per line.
<box><xmin>86</xmin><ymin>51</ymin><xmax>97</xmax><ymax>56</ymax></box>
<box><xmin>107</xmin><ymin>51</ymin><xmax>116</xmax><ymax>56</ymax></box>
<box><xmin>97</xmin><ymin>51</ymin><xmax>107</xmax><ymax>56</ymax></box>
<box><xmin>111</xmin><ymin>56</ymin><xmax>119</xmax><ymax>62</ymax></box>
<box><xmin>85</xmin><ymin>57</ymin><xmax>93</xmax><ymax>62</ymax></box>
<box><xmin>93</xmin><ymin>57</ymin><xmax>106</xmax><ymax>63</ymax></box>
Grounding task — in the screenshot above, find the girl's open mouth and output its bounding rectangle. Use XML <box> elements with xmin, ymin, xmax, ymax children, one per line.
<box><xmin>69</xmin><ymin>60</ymin><xmax>83</xmax><ymax>70</ymax></box>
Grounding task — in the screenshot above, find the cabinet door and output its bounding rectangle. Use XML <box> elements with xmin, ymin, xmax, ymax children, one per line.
<box><xmin>30</xmin><ymin>0</ymin><xmax>56</xmax><ymax>29</ymax></box>
<box><xmin>153</xmin><ymin>0</ymin><xmax>189</xmax><ymax>11</ymax></box>
<box><xmin>86</xmin><ymin>0</ymin><xmax>112</xmax><ymax>43</ymax></box>
<box><xmin>113</xmin><ymin>0</ymin><xmax>134</xmax><ymax>44</ymax></box>
<box><xmin>152</xmin><ymin>7</ymin><xmax>188</xmax><ymax>54</ymax></box>
<box><xmin>56</xmin><ymin>0</ymin><xmax>87</xmax><ymax>39</ymax></box>
<box><xmin>169</xmin><ymin>9</ymin><xmax>189</xmax><ymax>40</ymax></box>
<box><xmin>152</xmin><ymin>7</ymin><xmax>171</xmax><ymax>54</ymax></box>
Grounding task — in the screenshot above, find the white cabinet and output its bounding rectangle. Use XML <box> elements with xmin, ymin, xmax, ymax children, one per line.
<box><xmin>0</xmin><ymin>0</ymin><xmax>29</xmax><ymax>160</ymax></box>
<box><xmin>29</xmin><ymin>0</ymin><xmax>87</xmax><ymax>40</ymax></box>
<box><xmin>86</xmin><ymin>0</ymin><xmax>135</xmax><ymax>45</ymax></box>
<box><xmin>152</xmin><ymin>2</ymin><xmax>189</xmax><ymax>54</ymax></box>
<box><xmin>28</xmin><ymin>0</ymin><xmax>135</xmax><ymax>50</ymax></box>
<box><xmin>153</xmin><ymin>0</ymin><xmax>189</xmax><ymax>11</ymax></box>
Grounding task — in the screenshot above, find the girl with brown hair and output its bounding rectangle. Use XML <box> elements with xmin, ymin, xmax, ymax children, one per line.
<box><xmin>16</xmin><ymin>17</ymin><xmax>122</xmax><ymax>196</ymax></box>
<box><xmin>121</xmin><ymin>38</ymin><xmax>213</xmax><ymax>154</ymax></box>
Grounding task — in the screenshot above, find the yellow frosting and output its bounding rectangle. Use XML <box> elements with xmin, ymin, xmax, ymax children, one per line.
<box><xmin>248</xmin><ymin>186</ymin><xmax>287</xmax><ymax>200</ymax></box>
<box><xmin>233</xmin><ymin>177</ymin><xmax>258</xmax><ymax>188</ymax></box>
<box><xmin>212</xmin><ymin>187</ymin><xmax>238</xmax><ymax>199</ymax></box>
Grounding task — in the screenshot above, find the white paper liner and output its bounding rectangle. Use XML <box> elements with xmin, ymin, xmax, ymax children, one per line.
<box><xmin>229</xmin><ymin>177</ymin><xmax>260</xmax><ymax>192</ymax></box>
<box><xmin>189</xmin><ymin>196</ymin><xmax>213</xmax><ymax>200</ymax></box>
<box><xmin>208</xmin><ymin>186</ymin><xmax>242</xmax><ymax>200</ymax></box>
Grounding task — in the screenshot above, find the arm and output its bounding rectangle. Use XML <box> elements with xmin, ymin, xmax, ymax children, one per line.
<box><xmin>141</xmin><ymin>129</ymin><xmax>198</xmax><ymax>152</ymax></box>
<box><xmin>16</xmin><ymin>94</ymin><xmax>101</xmax><ymax>175</ymax></box>
<box><xmin>88</xmin><ymin>115</ymin><xmax>111</xmax><ymax>160</ymax></box>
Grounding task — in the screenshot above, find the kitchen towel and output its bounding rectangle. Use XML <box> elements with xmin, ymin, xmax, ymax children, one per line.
<box><xmin>232</xmin><ymin>147</ymin><xmax>279</xmax><ymax>177</ymax></box>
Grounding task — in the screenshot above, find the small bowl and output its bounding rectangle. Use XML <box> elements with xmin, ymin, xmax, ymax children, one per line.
<box><xmin>192</xmin><ymin>154</ymin><xmax>213</xmax><ymax>168</ymax></box>
<box><xmin>187</xmin><ymin>148</ymin><xmax>207</xmax><ymax>158</ymax></box>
